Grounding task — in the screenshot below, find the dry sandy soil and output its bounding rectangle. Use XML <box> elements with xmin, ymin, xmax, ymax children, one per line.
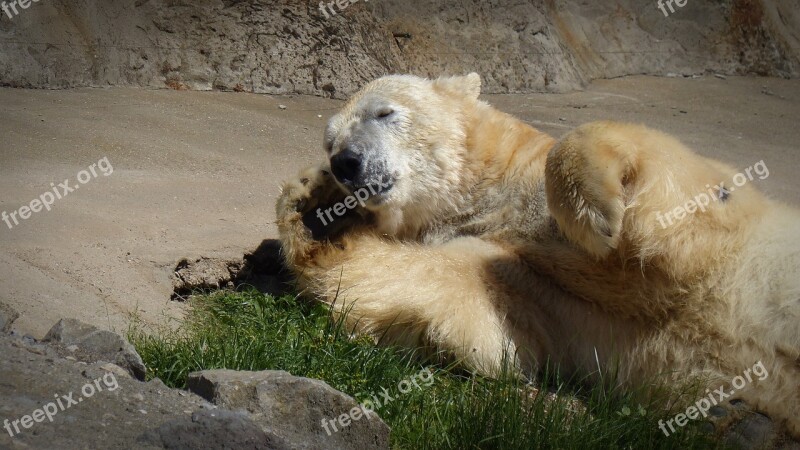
<box><xmin>0</xmin><ymin>75</ymin><xmax>798</xmax><ymax>337</ymax></box>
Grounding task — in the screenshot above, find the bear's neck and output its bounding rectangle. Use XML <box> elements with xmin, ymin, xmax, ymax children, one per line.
<box><xmin>461</xmin><ymin>101</ymin><xmax>556</xmax><ymax>199</ymax></box>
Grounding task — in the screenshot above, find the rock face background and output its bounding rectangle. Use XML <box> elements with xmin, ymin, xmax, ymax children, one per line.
<box><xmin>0</xmin><ymin>0</ymin><xmax>797</xmax><ymax>97</ymax></box>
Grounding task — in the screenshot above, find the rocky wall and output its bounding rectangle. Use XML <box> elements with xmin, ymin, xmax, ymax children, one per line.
<box><xmin>0</xmin><ymin>0</ymin><xmax>797</xmax><ymax>97</ymax></box>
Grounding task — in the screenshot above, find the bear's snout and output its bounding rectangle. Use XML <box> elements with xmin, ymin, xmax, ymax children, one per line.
<box><xmin>330</xmin><ymin>148</ymin><xmax>363</xmax><ymax>186</ymax></box>
<box><xmin>329</xmin><ymin>145</ymin><xmax>395</xmax><ymax>199</ymax></box>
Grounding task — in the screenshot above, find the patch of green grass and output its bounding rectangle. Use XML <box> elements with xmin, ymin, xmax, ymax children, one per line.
<box><xmin>130</xmin><ymin>290</ymin><xmax>720</xmax><ymax>449</ymax></box>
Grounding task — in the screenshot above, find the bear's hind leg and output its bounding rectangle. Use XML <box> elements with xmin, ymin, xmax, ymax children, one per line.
<box><xmin>544</xmin><ymin>121</ymin><xmax>762</xmax><ymax>276</ymax></box>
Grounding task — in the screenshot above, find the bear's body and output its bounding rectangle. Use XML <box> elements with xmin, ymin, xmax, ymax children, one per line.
<box><xmin>276</xmin><ymin>74</ymin><xmax>800</xmax><ymax>436</ymax></box>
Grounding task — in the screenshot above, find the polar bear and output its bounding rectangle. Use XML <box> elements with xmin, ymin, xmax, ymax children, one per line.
<box><xmin>275</xmin><ymin>73</ymin><xmax>800</xmax><ymax>437</ymax></box>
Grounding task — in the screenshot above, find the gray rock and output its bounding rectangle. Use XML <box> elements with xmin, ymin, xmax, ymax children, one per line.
<box><xmin>187</xmin><ymin>369</ymin><xmax>390</xmax><ymax>450</ymax></box>
<box><xmin>139</xmin><ymin>409</ymin><xmax>292</xmax><ymax>450</ymax></box>
<box><xmin>0</xmin><ymin>333</ymin><xmax>212</xmax><ymax>449</ymax></box>
<box><xmin>0</xmin><ymin>333</ymin><xmax>342</xmax><ymax>449</ymax></box>
<box><xmin>0</xmin><ymin>303</ymin><xmax>19</xmax><ymax>333</ymax></box>
<box><xmin>43</xmin><ymin>318</ymin><xmax>146</xmax><ymax>380</ymax></box>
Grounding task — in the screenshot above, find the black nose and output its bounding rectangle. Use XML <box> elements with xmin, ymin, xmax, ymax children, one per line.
<box><xmin>330</xmin><ymin>149</ymin><xmax>363</xmax><ymax>185</ymax></box>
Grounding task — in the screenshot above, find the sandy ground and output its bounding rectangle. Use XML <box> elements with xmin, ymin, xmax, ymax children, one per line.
<box><xmin>0</xmin><ymin>76</ymin><xmax>798</xmax><ymax>338</ymax></box>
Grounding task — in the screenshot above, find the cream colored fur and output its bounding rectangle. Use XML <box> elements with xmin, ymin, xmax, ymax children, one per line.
<box><xmin>275</xmin><ymin>74</ymin><xmax>800</xmax><ymax>436</ymax></box>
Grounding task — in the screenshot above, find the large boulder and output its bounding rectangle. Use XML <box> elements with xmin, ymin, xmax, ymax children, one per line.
<box><xmin>139</xmin><ymin>409</ymin><xmax>292</xmax><ymax>450</ymax></box>
<box><xmin>0</xmin><ymin>325</ymin><xmax>384</xmax><ymax>449</ymax></box>
<box><xmin>43</xmin><ymin>318</ymin><xmax>147</xmax><ymax>380</ymax></box>
<box><xmin>0</xmin><ymin>332</ymin><xmax>217</xmax><ymax>449</ymax></box>
<box><xmin>188</xmin><ymin>369</ymin><xmax>390</xmax><ymax>450</ymax></box>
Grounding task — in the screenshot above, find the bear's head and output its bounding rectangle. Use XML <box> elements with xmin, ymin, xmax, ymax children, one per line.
<box><xmin>323</xmin><ymin>73</ymin><xmax>482</xmax><ymax>232</ymax></box>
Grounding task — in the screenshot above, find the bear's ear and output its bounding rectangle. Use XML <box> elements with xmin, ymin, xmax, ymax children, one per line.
<box><xmin>432</xmin><ymin>73</ymin><xmax>481</xmax><ymax>101</ymax></box>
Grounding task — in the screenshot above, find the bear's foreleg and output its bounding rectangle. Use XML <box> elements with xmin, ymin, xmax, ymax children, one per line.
<box><xmin>276</xmin><ymin>165</ymin><xmax>522</xmax><ymax>376</ymax></box>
